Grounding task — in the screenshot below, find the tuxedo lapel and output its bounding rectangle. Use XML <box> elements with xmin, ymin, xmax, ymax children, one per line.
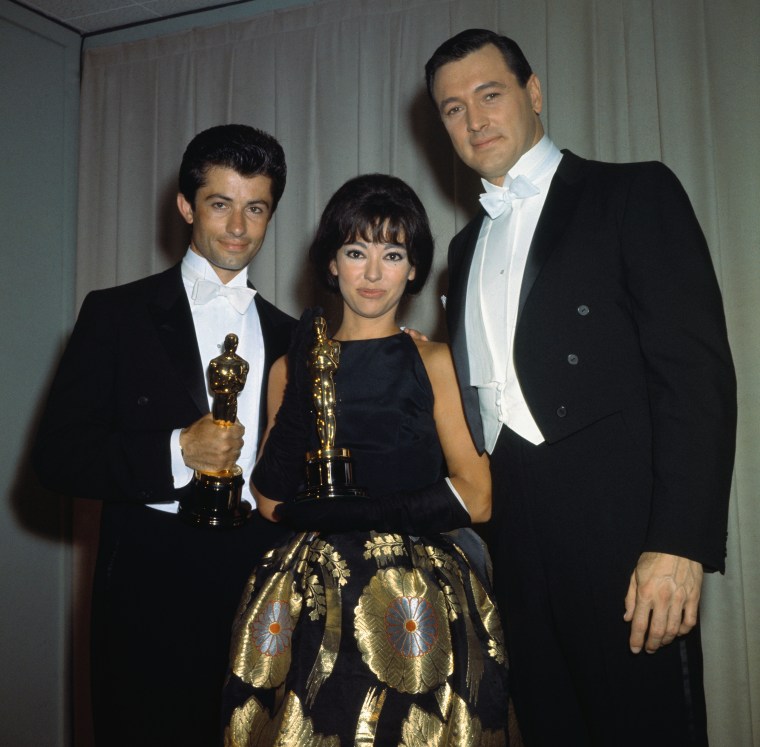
<box><xmin>252</xmin><ymin>288</ymin><xmax>275</xmax><ymax>372</ymax></box>
<box><xmin>447</xmin><ymin>213</ymin><xmax>487</xmax><ymax>452</ymax></box>
<box><xmin>145</xmin><ymin>265</ymin><xmax>208</xmax><ymax>416</ymax></box>
<box><xmin>448</xmin><ymin>213</ymin><xmax>485</xmax><ymax>350</ymax></box>
<box><xmin>253</xmin><ymin>292</ymin><xmax>295</xmax><ymax>438</ymax></box>
<box><xmin>517</xmin><ymin>151</ymin><xmax>585</xmax><ymax>327</ymax></box>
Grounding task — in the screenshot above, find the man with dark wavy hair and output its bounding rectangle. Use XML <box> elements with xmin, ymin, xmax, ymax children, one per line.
<box><xmin>34</xmin><ymin>124</ymin><xmax>294</xmax><ymax>746</ymax></box>
<box><xmin>426</xmin><ymin>28</ymin><xmax>736</xmax><ymax>746</ymax></box>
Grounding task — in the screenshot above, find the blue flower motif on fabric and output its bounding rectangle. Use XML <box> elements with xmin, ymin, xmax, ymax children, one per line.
<box><xmin>356</xmin><ymin>568</ymin><xmax>452</xmax><ymax>692</ymax></box>
<box><xmin>251</xmin><ymin>600</ymin><xmax>293</xmax><ymax>657</ymax></box>
<box><xmin>385</xmin><ymin>596</ymin><xmax>439</xmax><ymax>657</ymax></box>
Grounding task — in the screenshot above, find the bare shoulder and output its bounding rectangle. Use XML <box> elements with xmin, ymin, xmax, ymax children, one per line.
<box><xmin>266</xmin><ymin>355</ymin><xmax>288</xmax><ymax>407</ymax></box>
<box><xmin>271</xmin><ymin>354</ymin><xmax>288</xmax><ymax>379</ymax></box>
<box><xmin>412</xmin><ymin>339</ymin><xmax>455</xmax><ymax>383</ymax></box>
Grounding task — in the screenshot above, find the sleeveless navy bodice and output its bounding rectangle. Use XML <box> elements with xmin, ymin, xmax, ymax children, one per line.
<box><xmin>308</xmin><ymin>332</ymin><xmax>444</xmax><ymax>496</ymax></box>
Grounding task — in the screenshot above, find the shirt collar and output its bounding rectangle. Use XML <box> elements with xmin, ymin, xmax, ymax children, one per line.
<box><xmin>181</xmin><ymin>247</ymin><xmax>250</xmax><ymax>288</ymax></box>
<box><xmin>481</xmin><ymin>135</ymin><xmax>562</xmax><ymax>194</ymax></box>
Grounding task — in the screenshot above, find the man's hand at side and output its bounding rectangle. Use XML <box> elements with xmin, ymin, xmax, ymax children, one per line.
<box><xmin>624</xmin><ymin>551</ymin><xmax>703</xmax><ymax>654</ymax></box>
<box><xmin>179</xmin><ymin>413</ymin><xmax>244</xmax><ymax>473</ymax></box>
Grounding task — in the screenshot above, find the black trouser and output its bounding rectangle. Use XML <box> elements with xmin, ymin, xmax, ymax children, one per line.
<box><xmin>91</xmin><ymin>504</ymin><xmax>291</xmax><ymax>747</ymax></box>
<box><xmin>487</xmin><ymin>418</ymin><xmax>708</xmax><ymax>747</ymax></box>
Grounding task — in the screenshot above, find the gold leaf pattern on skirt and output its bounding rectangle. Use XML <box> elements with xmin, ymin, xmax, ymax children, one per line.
<box><xmin>399</xmin><ymin>693</ymin><xmax>507</xmax><ymax>747</ymax></box>
<box><xmin>354</xmin><ymin>686</ymin><xmax>388</xmax><ymax>746</ymax></box>
<box><xmin>224</xmin><ymin>691</ymin><xmax>340</xmax><ymax>747</ymax></box>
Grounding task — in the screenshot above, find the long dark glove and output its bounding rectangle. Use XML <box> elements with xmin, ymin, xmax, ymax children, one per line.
<box><xmin>274</xmin><ymin>478</ymin><xmax>471</xmax><ymax>535</ymax></box>
<box><xmin>251</xmin><ymin>308</ymin><xmax>320</xmax><ymax>501</ymax></box>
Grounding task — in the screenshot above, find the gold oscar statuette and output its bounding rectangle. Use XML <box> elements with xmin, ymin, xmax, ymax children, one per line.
<box><xmin>298</xmin><ymin>316</ymin><xmax>366</xmax><ymax>500</ymax></box>
<box><xmin>178</xmin><ymin>333</ymin><xmax>252</xmax><ymax>528</ymax></box>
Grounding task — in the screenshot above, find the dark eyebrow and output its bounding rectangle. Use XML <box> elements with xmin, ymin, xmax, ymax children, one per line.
<box><xmin>438</xmin><ymin>80</ymin><xmax>508</xmax><ymax>112</ymax></box>
<box><xmin>204</xmin><ymin>193</ymin><xmax>271</xmax><ymax>209</ymax></box>
<box><xmin>344</xmin><ymin>240</ymin><xmax>405</xmax><ymax>251</ymax></box>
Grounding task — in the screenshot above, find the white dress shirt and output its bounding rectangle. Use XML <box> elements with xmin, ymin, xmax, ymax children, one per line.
<box><xmin>147</xmin><ymin>249</ymin><xmax>265</xmax><ymax>512</ymax></box>
<box><xmin>465</xmin><ymin>136</ymin><xmax>563</xmax><ymax>451</ymax></box>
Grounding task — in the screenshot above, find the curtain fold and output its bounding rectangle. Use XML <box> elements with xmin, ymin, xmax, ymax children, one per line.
<box><xmin>76</xmin><ymin>0</ymin><xmax>759</xmax><ymax>743</ymax></box>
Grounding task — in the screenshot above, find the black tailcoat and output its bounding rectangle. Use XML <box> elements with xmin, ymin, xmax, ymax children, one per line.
<box><xmin>445</xmin><ymin>151</ymin><xmax>736</xmax><ymax>744</ymax></box>
<box><xmin>34</xmin><ymin>263</ymin><xmax>295</xmax><ymax>746</ymax></box>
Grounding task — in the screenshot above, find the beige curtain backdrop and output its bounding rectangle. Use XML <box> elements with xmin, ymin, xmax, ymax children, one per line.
<box><xmin>76</xmin><ymin>0</ymin><xmax>759</xmax><ymax>743</ymax></box>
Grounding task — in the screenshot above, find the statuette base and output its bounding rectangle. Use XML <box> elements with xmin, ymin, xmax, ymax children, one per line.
<box><xmin>179</xmin><ymin>466</ymin><xmax>251</xmax><ymax>528</ymax></box>
<box><xmin>298</xmin><ymin>448</ymin><xmax>367</xmax><ymax>501</ymax></box>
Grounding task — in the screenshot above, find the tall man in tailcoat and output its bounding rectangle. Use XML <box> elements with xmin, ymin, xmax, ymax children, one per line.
<box><xmin>33</xmin><ymin>124</ymin><xmax>295</xmax><ymax>746</ymax></box>
<box><xmin>425</xmin><ymin>29</ymin><xmax>736</xmax><ymax>746</ymax></box>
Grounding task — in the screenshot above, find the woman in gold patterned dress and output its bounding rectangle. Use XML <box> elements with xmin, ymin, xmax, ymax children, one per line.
<box><xmin>222</xmin><ymin>174</ymin><xmax>509</xmax><ymax>746</ymax></box>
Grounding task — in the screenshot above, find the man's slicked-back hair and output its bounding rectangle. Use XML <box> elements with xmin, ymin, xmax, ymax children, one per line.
<box><xmin>309</xmin><ymin>173</ymin><xmax>434</xmax><ymax>297</ymax></box>
<box><xmin>178</xmin><ymin>124</ymin><xmax>287</xmax><ymax>211</ymax></box>
<box><xmin>425</xmin><ymin>28</ymin><xmax>533</xmax><ymax>103</ymax></box>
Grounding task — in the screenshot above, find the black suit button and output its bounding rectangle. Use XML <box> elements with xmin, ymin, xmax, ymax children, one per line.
<box><xmin>567</xmin><ymin>354</ymin><xmax>579</xmax><ymax>365</ymax></box>
<box><xmin>556</xmin><ymin>405</ymin><xmax>567</xmax><ymax>418</ymax></box>
<box><xmin>137</xmin><ymin>396</ymin><xmax>149</xmax><ymax>406</ymax></box>
<box><xmin>577</xmin><ymin>304</ymin><xmax>590</xmax><ymax>316</ymax></box>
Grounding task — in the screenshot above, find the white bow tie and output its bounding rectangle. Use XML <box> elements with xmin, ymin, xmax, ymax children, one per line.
<box><xmin>191</xmin><ymin>278</ymin><xmax>255</xmax><ymax>314</ymax></box>
<box><xmin>479</xmin><ymin>175</ymin><xmax>540</xmax><ymax>219</ymax></box>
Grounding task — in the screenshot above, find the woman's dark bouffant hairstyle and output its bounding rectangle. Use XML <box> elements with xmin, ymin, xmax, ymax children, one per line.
<box><xmin>309</xmin><ymin>174</ymin><xmax>434</xmax><ymax>296</ymax></box>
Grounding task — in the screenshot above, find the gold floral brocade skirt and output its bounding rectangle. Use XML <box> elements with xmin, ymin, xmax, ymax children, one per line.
<box><xmin>222</xmin><ymin>529</ymin><xmax>509</xmax><ymax>746</ymax></box>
